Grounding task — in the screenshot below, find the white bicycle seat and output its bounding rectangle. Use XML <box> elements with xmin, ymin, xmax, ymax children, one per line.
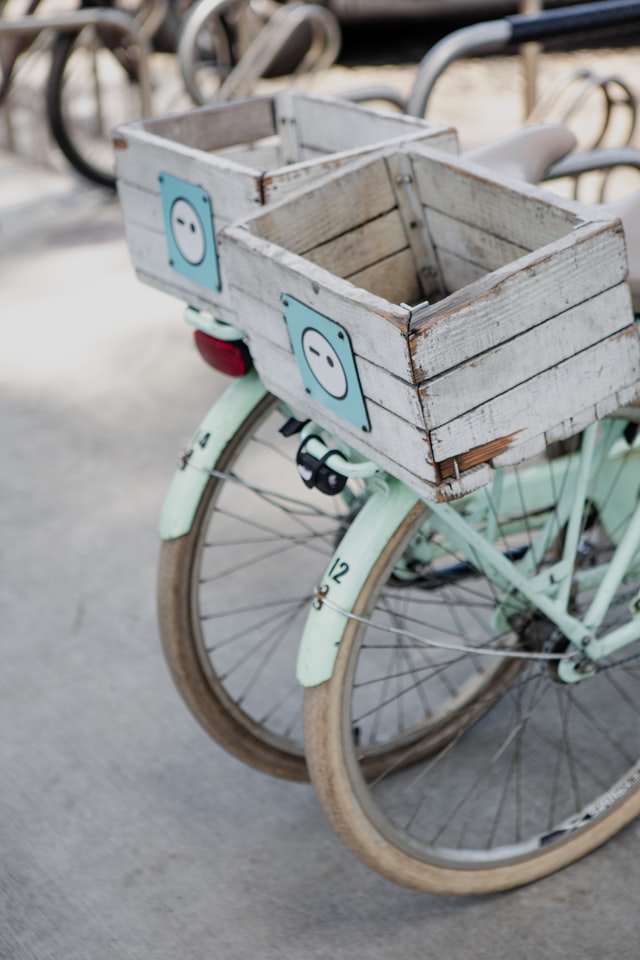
<box><xmin>463</xmin><ymin>123</ymin><xmax>577</xmax><ymax>184</ymax></box>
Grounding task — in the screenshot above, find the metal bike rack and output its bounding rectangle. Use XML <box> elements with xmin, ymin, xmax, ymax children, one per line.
<box><xmin>178</xmin><ymin>0</ymin><xmax>341</xmax><ymax>105</ymax></box>
<box><xmin>407</xmin><ymin>0</ymin><xmax>640</xmax><ymax>118</ymax></box>
<box><xmin>0</xmin><ymin>8</ymin><xmax>153</xmax><ymax>116</ymax></box>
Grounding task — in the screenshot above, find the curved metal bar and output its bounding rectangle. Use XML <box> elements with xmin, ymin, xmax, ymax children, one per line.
<box><xmin>179</xmin><ymin>0</ymin><xmax>341</xmax><ymax>106</ymax></box>
<box><xmin>338</xmin><ymin>86</ymin><xmax>407</xmax><ymax>113</ymax></box>
<box><xmin>546</xmin><ymin>145</ymin><xmax>640</xmax><ymax>180</ymax></box>
<box><xmin>407</xmin><ymin>20</ymin><xmax>512</xmax><ymax>118</ymax></box>
<box><xmin>0</xmin><ymin>8</ymin><xmax>153</xmax><ymax>115</ymax></box>
<box><xmin>408</xmin><ymin>0</ymin><xmax>640</xmax><ymax>119</ymax></box>
<box><xmin>177</xmin><ymin>0</ymin><xmax>236</xmax><ymax>105</ymax></box>
<box><xmin>216</xmin><ymin>2</ymin><xmax>341</xmax><ymax>102</ymax></box>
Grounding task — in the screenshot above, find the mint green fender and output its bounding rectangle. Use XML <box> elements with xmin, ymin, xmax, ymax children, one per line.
<box><xmin>297</xmin><ymin>478</ymin><xmax>421</xmax><ymax>688</ymax></box>
<box><xmin>158</xmin><ymin>371</ymin><xmax>268</xmax><ymax>540</ymax></box>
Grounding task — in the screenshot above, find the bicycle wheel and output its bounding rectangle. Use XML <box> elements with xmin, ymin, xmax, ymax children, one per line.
<box><xmin>304</xmin><ymin>426</ymin><xmax>640</xmax><ymax>893</ymax></box>
<box><xmin>158</xmin><ymin>390</ymin><xmax>372</xmax><ymax>782</ymax></box>
<box><xmin>46</xmin><ymin>26</ymin><xmax>145</xmax><ymax>188</ymax></box>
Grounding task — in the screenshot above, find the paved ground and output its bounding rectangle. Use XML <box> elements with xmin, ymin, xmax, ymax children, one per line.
<box><xmin>3</xmin><ymin>40</ymin><xmax>640</xmax><ymax>960</ymax></box>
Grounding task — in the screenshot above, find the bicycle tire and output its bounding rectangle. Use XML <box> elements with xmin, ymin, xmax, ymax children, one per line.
<box><xmin>46</xmin><ymin>26</ymin><xmax>144</xmax><ymax>188</ymax></box>
<box><xmin>304</xmin><ymin>427</ymin><xmax>640</xmax><ymax>893</ymax></box>
<box><xmin>158</xmin><ymin>390</ymin><xmax>376</xmax><ymax>782</ymax></box>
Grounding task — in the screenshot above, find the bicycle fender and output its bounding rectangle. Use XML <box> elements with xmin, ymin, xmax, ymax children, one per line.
<box><xmin>158</xmin><ymin>371</ymin><xmax>268</xmax><ymax>541</ymax></box>
<box><xmin>297</xmin><ymin>478</ymin><xmax>422</xmax><ymax>688</ymax></box>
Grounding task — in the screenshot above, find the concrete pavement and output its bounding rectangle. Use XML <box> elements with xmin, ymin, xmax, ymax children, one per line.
<box><xmin>2</xmin><ymin>43</ymin><xmax>640</xmax><ymax>959</ymax></box>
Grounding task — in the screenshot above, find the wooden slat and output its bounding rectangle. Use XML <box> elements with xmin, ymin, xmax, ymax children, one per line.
<box><xmin>124</xmin><ymin>223</ymin><xmax>238</xmax><ymax>321</ymax></box>
<box><xmin>115</xmin><ymin>135</ymin><xmax>264</xmax><ymax>221</ymax></box>
<box><xmin>385</xmin><ymin>152</ymin><xmax>445</xmax><ymax>301</ymax></box>
<box><xmin>426</xmin><ymin>207</ymin><xmax>531</xmax><ymax>276</ymax></box>
<box><xmin>219</xmin><ymin>142</ymin><xmax>283</xmax><ymax>169</ymax></box>
<box><xmin>304</xmin><ymin>208</ymin><xmax>408</xmax><ymax>278</ymax></box>
<box><xmin>288</xmin><ymin>93</ymin><xmax>456</xmax><ymax>156</ymax></box>
<box><xmin>429</xmin><ymin>328</ymin><xmax>640</xmax><ymax>466</ymax></box>
<box><xmin>410</xmin><ymin>221</ymin><xmax>629</xmax><ymax>381</ymax></box>
<box><xmin>407</xmin><ymin>145</ymin><xmax>583</xmax><ymax>251</ymax></box>
<box><xmin>249</xmin><ymin>155</ymin><xmax>397</xmax><ymax>253</ymax></box>
<box><xmin>419</xmin><ymin>282</ymin><xmax>635</xmax><ymax>427</ymax></box>
<box><xmin>123</xmin><ymin>96</ymin><xmax>277</xmax><ymax>152</ymax></box>
<box><xmin>435</xmin><ymin>250</ymin><xmax>487</xmax><ymax>293</ymax></box>
<box><xmin>221</xmin><ymin>226</ymin><xmax>413</xmax><ymax>379</ymax></box>
<box><xmin>347</xmin><ymin>248</ymin><xmax>422</xmax><ymax>305</ymax></box>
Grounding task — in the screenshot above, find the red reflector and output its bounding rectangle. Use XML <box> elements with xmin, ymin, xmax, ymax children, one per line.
<box><xmin>194</xmin><ymin>330</ymin><xmax>253</xmax><ymax>377</ymax></box>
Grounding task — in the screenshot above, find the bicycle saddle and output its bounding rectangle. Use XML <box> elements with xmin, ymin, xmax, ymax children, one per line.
<box><xmin>463</xmin><ymin>123</ymin><xmax>577</xmax><ymax>184</ymax></box>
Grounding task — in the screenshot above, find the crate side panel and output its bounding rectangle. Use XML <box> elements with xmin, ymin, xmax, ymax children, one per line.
<box><xmin>434</xmin><ymin>250</ymin><xmax>487</xmax><ymax>292</ymax></box>
<box><xmin>425</xmin><ymin>207</ymin><xmax>531</xmax><ymax>278</ymax></box>
<box><xmin>429</xmin><ymin>327</ymin><xmax>640</xmax><ymax>466</ymax></box>
<box><xmin>289</xmin><ymin>94</ymin><xmax>454</xmax><ymax>155</ymax></box>
<box><xmin>410</xmin><ymin>221</ymin><xmax>629</xmax><ymax>380</ymax></box>
<box><xmin>408</xmin><ymin>149</ymin><xmax>583</xmax><ymax>251</ymax></box>
<box><xmin>347</xmin><ymin>248</ymin><xmax>423</xmax><ymax>305</ymax></box>
<box><xmin>304</xmin><ymin>208</ymin><xmax>409</xmax><ymax>278</ymax></box>
<box><xmin>420</xmin><ymin>282</ymin><xmax>635</xmax><ymax>427</ymax></box>
<box><xmin>115</xmin><ymin>135</ymin><xmax>263</xmax><ymax>221</ymax></box>
<box><xmin>249</xmin><ymin>337</ymin><xmax>435</xmax><ymax>481</ymax></box>
<box><xmin>250</xmin><ymin>156</ymin><xmax>396</xmax><ymax>253</ymax></box>
<box><xmin>117</xmin><ymin>180</ymin><xmax>164</xmax><ymax>232</ymax></box>
<box><xmin>125</xmin><ymin>222</ymin><xmax>237</xmax><ymax>319</ymax></box>
<box><xmin>130</xmin><ymin>97</ymin><xmax>277</xmax><ymax>152</ymax></box>
<box><xmin>220</xmin><ymin>228</ymin><xmax>413</xmax><ymax>379</ymax></box>
<box><xmin>237</xmin><ymin>288</ymin><xmax>424</xmax><ymax>423</ymax></box>
<box><xmin>261</xmin><ymin>131</ymin><xmax>458</xmax><ymax>204</ymax></box>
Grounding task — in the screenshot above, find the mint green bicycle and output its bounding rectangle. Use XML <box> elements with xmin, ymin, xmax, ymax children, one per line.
<box><xmin>142</xmin><ymin>0</ymin><xmax>640</xmax><ymax>897</ymax></box>
<box><xmin>157</xmin><ymin>142</ymin><xmax>640</xmax><ymax>898</ymax></box>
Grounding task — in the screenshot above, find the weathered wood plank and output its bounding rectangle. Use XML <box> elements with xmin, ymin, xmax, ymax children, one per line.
<box><xmin>347</xmin><ymin>248</ymin><xmax>422</xmax><ymax>305</ymax></box>
<box><xmin>115</xmin><ymin>135</ymin><xmax>264</xmax><ymax>220</ymax></box>
<box><xmin>425</xmin><ymin>206</ymin><xmax>531</xmax><ymax>276</ymax></box>
<box><xmin>407</xmin><ymin>144</ymin><xmax>584</xmax><ymax>251</ymax></box>
<box><xmin>289</xmin><ymin>93</ymin><xmax>457</xmax><ymax>156</ymax></box>
<box><xmin>385</xmin><ymin>152</ymin><xmax>445</xmax><ymax>302</ymax></box>
<box><xmin>118</xmin><ymin>96</ymin><xmax>277</xmax><ymax>153</ymax></box>
<box><xmin>124</xmin><ymin>223</ymin><xmax>238</xmax><ymax>320</ymax></box>
<box><xmin>410</xmin><ymin>220</ymin><xmax>629</xmax><ymax>381</ymax></box>
<box><xmin>435</xmin><ymin>250</ymin><xmax>487</xmax><ymax>293</ymax></box>
<box><xmin>219</xmin><ymin>141</ymin><xmax>283</xmax><ymax>169</ymax></box>
<box><xmin>117</xmin><ymin>180</ymin><xmax>164</xmax><ymax>232</ymax></box>
<box><xmin>304</xmin><ymin>208</ymin><xmax>409</xmax><ymax>278</ymax></box>
<box><xmin>429</xmin><ymin>328</ymin><xmax>640</xmax><ymax>466</ymax></box>
<box><xmin>420</xmin><ymin>282</ymin><xmax>635</xmax><ymax>427</ymax></box>
<box><xmin>250</xmin><ymin>155</ymin><xmax>397</xmax><ymax>253</ymax></box>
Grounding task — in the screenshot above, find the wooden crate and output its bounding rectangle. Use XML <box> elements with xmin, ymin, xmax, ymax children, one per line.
<box><xmin>114</xmin><ymin>92</ymin><xmax>456</xmax><ymax>325</ymax></box>
<box><xmin>220</xmin><ymin>143</ymin><xmax>640</xmax><ymax>501</ymax></box>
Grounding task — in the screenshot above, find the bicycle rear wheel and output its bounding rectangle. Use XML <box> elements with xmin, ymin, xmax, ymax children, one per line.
<box><xmin>304</xmin><ymin>427</ymin><xmax>640</xmax><ymax>893</ymax></box>
<box><xmin>158</xmin><ymin>390</ymin><xmax>374</xmax><ymax>782</ymax></box>
<box><xmin>46</xmin><ymin>26</ymin><xmax>145</xmax><ymax>187</ymax></box>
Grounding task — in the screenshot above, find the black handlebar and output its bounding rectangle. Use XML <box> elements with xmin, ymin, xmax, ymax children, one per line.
<box><xmin>507</xmin><ymin>0</ymin><xmax>640</xmax><ymax>45</ymax></box>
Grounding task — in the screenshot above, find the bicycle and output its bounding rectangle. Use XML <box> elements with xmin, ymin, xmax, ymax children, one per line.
<box><xmin>116</xmin><ymin>0</ymin><xmax>640</xmax><ymax>895</ymax></box>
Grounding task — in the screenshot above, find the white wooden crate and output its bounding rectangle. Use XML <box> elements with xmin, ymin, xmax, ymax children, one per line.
<box><xmin>114</xmin><ymin>92</ymin><xmax>457</xmax><ymax>325</ymax></box>
<box><xmin>221</xmin><ymin>143</ymin><xmax>640</xmax><ymax>501</ymax></box>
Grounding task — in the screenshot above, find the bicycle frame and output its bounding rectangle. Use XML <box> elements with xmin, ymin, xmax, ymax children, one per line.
<box><xmin>296</xmin><ymin>415</ymin><xmax>640</xmax><ymax>687</ymax></box>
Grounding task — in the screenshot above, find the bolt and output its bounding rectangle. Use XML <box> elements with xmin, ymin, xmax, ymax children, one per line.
<box><xmin>312</xmin><ymin>584</ymin><xmax>329</xmax><ymax>609</ymax></box>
